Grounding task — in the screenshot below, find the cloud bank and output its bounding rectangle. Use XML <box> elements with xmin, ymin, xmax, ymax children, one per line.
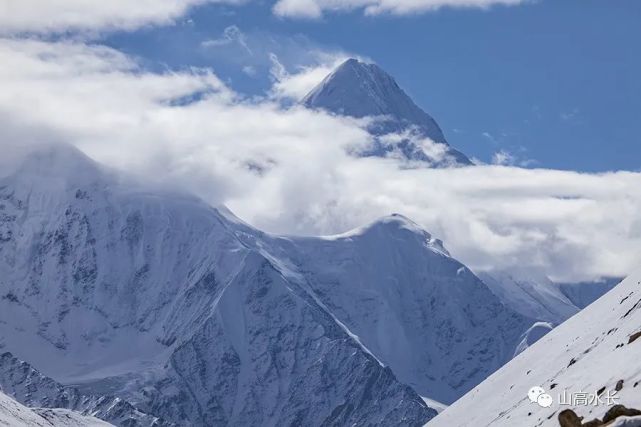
<box><xmin>273</xmin><ymin>0</ymin><xmax>529</xmax><ymax>19</ymax></box>
<box><xmin>2</xmin><ymin>36</ymin><xmax>641</xmax><ymax>284</ymax></box>
<box><xmin>0</xmin><ymin>0</ymin><xmax>241</xmax><ymax>34</ymax></box>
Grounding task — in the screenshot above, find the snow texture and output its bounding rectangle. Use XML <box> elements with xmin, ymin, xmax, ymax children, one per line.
<box><xmin>0</xmin><ymin>389</ymin><xmax>111</xmax><ymax>426</ymax></box>
<box><xmin>427</xmin><ymin>270</ymin><xmax>641</xmax><ymax>427</ymax></box>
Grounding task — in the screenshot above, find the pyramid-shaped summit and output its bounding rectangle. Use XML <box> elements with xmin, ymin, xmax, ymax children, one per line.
<box><xmin>303</xmin><ymin>58</ymin><xmax>471</xmax><ymax>166</ymax></box>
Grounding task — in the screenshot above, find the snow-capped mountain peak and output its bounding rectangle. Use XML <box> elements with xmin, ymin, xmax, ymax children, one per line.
<box><xmin>302</xmin><ymin>58</ymin><xmax>472</xmax><ymax>166</ymax></box>
<box><xmin>324</xmin><ymin>213</ymin><xmax>451</xmax><ymax>256</ymax></box>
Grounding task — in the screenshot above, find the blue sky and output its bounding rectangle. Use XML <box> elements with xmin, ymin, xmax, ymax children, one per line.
<box><xmin>102</xmin><ymin>0</ymin><xmax>641</xmax><ymax>172</ymax></box>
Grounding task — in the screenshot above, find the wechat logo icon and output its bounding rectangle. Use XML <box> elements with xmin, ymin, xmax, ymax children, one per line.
<box><xmin>528</xmin><ymin>386</ymin><xmax>553</xmax><ymax>408</ymax></box>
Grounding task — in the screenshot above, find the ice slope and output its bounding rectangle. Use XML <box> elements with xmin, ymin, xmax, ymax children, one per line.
<box><xmin>230</xmin><ymin>214</ymin><xmax>535</xmax><ymax>405</ymax></box>
<box><xmin>302</xmin><ymin>58</ymin><xmax>472</xmax><ymax>166</ymax></box>
<box><xmin>0</xmin><ymin>390</ymin><xmax>111</xmax><ymax>426</ymax></box>
<box><xmin>427</xmin><ymin>271</ymin><xmax>641</xmax><ymax>427</ymax></box>
<box><xmin>0</xmin><ymin>144</ymin><xmax>435</xmax><ymax>426</ymax></box>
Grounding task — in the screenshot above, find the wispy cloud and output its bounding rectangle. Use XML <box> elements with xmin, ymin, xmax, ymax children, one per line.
<box><xmin>268</xmin><ymin>51</ymin><xmax>352</xmax><ymax>100</ymax></box>
<box><xmin>201</xmin><ymin>25</ymin><xmax>253</xmax><ymax>55</ymax></box>
<box><xmin>492</xmin><ymin>149</ymin><xmax>515</xmax><ymax>166</ymax></box>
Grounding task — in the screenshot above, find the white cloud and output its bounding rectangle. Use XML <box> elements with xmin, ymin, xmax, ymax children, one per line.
<box><xmin>273</xmin><ymin>0</ymin><xmax>528</xmax><ymax>19</ymax></box>
<box><xmin>0</xmin><ymin>0</ymin><xmax>241</xmax><ymax>34</ymax></box>
<box><xmin>2</xmin><ymin>36</ymin><xmax>641</xmax><ymax>285</ymax></box>
<box><xmin>268</xmin><ymin>51</ymin><xmax>351</xmax><ymax>101</ymax></box>
<box><xmin>242</xmin><ymin>65</ymin><xmax>257</xmax><ymax>76</ymax></box>
<box><xmin>492</xmin><ymin>149</ymin><xmax>515</xmax><ymax>166</ymax></box>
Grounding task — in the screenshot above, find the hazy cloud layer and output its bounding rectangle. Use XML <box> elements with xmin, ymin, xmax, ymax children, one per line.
<box><xmin>273</xmin><ymin>0</ymin><xmax>528</xmax><ymax>19</ymax></box>
<box><xmin>1</xmin><ymin>36</ymin><xmax>640</xmax><ymax>284</ymax></box>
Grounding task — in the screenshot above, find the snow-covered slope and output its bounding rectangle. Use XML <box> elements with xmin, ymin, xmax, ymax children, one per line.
<box><xmin>427</xmin><ymin>271</ymin><xmax>641</xmax><ymax>427</ymax></box>
<box><xmin>0</xmin><ymin>390</ymin><xmax>110</xmax><ymax>427</ymax></box>
<box><xmin>251</xmin><ymin>216</ymin><xmax>533</xmax><ymax>404</ymax></box>
<box><xmin>302</xmin><ymin>58</ymin><xmax>471</xmax><ymax>166</ymax></box>
<box><xmin>0</xmin><ymin>144</ymin><xmax>435</xmax><ymax>426</ymax></box>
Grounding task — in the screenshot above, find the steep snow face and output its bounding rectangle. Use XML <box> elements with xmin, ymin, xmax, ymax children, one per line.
<box><xmin>241</xmin><ymin>214</ymin><xmax>534</xmax><ymax>405</ymax></box>
<box><xmin>0</xmin><ymin>144</ymin><xmax>435</xmax><ymax>426</ymax></box>
<box><xmin>427</xmin><ymin>271</ymin><xmax>641</xmax><ymax>427</ymax></box>
<box><xmin>0</xmin><ymin>390</ymin><xmax>111</xmax><ymax>427</ymax></box>
<box><xmin>302</xmin><ymin>58</ymin><xmax>472</xmax><ymax>166</ymax></box>
<box><xmin>0</xmin><ymin>145</ymin><xmax>248</xmax><ymax>380</ymax></box>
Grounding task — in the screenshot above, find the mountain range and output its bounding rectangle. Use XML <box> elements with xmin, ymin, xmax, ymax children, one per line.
<box><xmin>0</xmin><ymin>58</ymin><xmax>625</xmax><ymax>427</ymax></box>
<box><xmin>0</xmin><ymin>143</ymin><xmax>536</xmax><ymax>425</ymax></box>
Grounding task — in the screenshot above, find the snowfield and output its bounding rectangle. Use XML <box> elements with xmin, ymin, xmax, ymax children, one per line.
<box><xmin>427</xmin><ymin>270</ymin><xmax>641</xmax><ymax>427</ymax></box>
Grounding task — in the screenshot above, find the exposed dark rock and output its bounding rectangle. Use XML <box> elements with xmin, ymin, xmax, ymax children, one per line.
<box><xmin>602</xmin><ymin>405</ymin><xmax>641</xmax><ymax>423</ymax></box>
<box><xmin>558</xmin><ymin>409</ymin><xmax>583</xmax><ymax>427</ymax></box>
<box><xmin>629</xmin><ymin>330</ymin><xmax>641</xmax><ymax>344</ymax></box>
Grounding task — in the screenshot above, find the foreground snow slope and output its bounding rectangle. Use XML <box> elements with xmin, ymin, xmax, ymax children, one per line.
<box><xmin>427</xmin><ymin>271</ymin><xmax>641</xmax><ymax>427</ymax></box>
<box><xmin>0</xmin><ymin>390</ymin><xmax>110</xmax><ymax>426</ymax></box>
